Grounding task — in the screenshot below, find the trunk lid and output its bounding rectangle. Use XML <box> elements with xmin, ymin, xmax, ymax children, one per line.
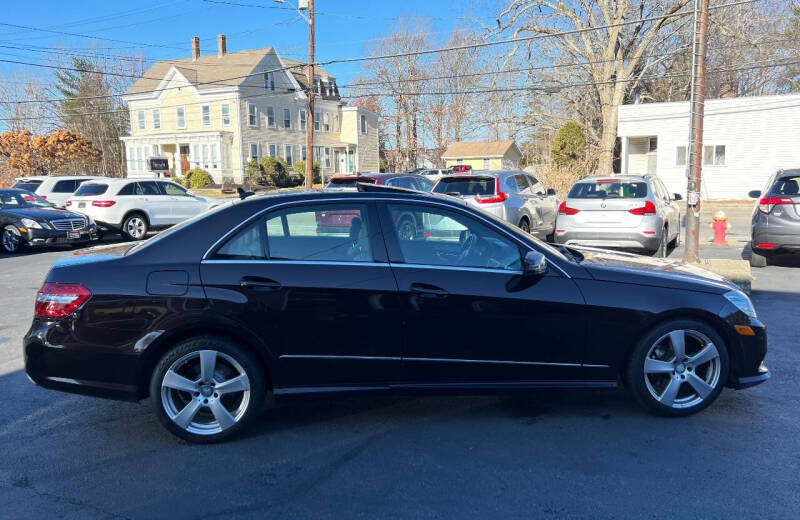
<box><xmin>564</xmin><ymin>179</ymin><xmax>651</xmax><ymax>228</ymax></box>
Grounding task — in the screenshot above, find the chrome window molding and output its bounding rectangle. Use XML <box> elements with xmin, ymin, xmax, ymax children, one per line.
<box><xmin>201</xmin><ymin>195</ymin><xmax>570</xmax><ymax>278</ymax></box>
<box><xmin>279</xmin><ymin>354</ymin><xmax>401</xmax><ymax>361</ymax></box>
<box><xmin>277</xmin><ymin>354</ymin><xmax>609</xmax><ymax>369</ymax></box>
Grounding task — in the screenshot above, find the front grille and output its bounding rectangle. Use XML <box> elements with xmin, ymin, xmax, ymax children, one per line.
<box><xmin>51</xmin><ymin>218</ymin><xmax>86</xmax><ymax>231</ymax></box>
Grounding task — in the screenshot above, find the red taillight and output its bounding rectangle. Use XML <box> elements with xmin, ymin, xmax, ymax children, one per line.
<box><xmin>558</xmin><ymin>202</ymin><xmax>580</xmax><ymax>215</ymax></box>
<box><xmin>757</xmin><ymin>243</ymin><xmax>776</xmax><ymax>249</ymax></box>
<box><xmin>65</xmin><ymin>200</ymin><xmax>72</xmax><ymax>207</ymax></box>
<box><xmin>629</xmin><ymin>200</ymin><xmax>657</xmax><ymax>216</ymax></box>
<box><xmin>92</xmin><ymin>200</ymin><xmax>116</xmax><ymax>207</ymax></box>
<box><xmin>23</xmin><ymin>195</ymin><xmax>36</xmax><ymax>201</ymax></box>
<box><xmin>475</xmin><ymin>178</ymin><xmax>508</xmax><ymax>204</ymax></box>
<box><xmin>596</xmin><ymin>178</ymin><xmax>620</xmax><ymax>183</ymax></box>
<box><xmin>35</xmin><ymin>283</ymin><xmax>91</xmax><ymax>319</ymax></box>
<box><xmin>759</xmin><ymin>196</ymin><xmax>793</xmax><ymax>213</ymax></box>
<box><xmin>41</xmin><ymin>195</ymin><xmax>47</xmax><ymax>199</ymax></box>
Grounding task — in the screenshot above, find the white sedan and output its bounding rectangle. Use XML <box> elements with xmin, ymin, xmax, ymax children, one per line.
<box><xmin>67</xmin><ymin>178</ymin><xmax>219</xmax><ymax>240</ymax></box>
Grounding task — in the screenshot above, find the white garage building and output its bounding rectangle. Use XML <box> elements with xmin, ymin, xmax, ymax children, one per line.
<box><xmin>617</xmin><ymin>93</ymin><xmax>800</xmax><ymax>200</ymax></box>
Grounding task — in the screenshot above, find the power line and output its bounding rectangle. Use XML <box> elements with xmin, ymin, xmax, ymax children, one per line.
<box><xmin>0</xmin><ymin>22</ymin><xmax>186</xmax><ymax>50</ymax></box>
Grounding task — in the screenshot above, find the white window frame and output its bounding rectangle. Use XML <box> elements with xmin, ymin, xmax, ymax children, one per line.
<box><xmin>152</xmin><ymin>109</ymin><xmax>161</xmax><ymax>130</ymax></box>
<box><xmin>249</xmin><ymin>142</ymin><xmax>260</xmax><ymax>161</ymax></box>
<box><xmin>176</xmin><ymin>107</ymin><xmax>186</xmax><ymax>129</ymax></box>
<box><xmin>268</xmin><ymin>143</ymin><xmax>277</xmax><ymax>158</ymax></box>
<box><xmin>314</xmin><ymin>110</ymin><xmax>321</xmax><ymax>131</ymax></box>
<box><xmin>201</xmin><ymin>104</ymin><xmax>211</xmax><ymax>127</ymax></box>
<box><xmin>137</xmin><ymin>110</ymin><xmax>146</xmax><ymax>131</ymax></box>
<box><xmin>248</xmin><ymin>103</ymin><xmax>258</xmax><ymax>128</ymax></box>
<box><xmin>324</xmin><ymin>147</ymin><xmax>331</xmax><ymax>168</ymax></box>
<box><xmin>221</xmin><ymin>103</ymin><xmax>231</xmax><ymax>126</ymax></box>
<box><xmin>334</xmin><ymin>114</ymin><xmax>340</xmax><ymax>132</ymax></box>
<box><xmin>284</xmin><ymin>144</ymin><xmax>294</xmax><ymax>166</ymax></box>
<box><xmin>266</xmin><ymin>106</ymin><xmax>275</xmax><ymax>128</ymax></box>
<box><xmin>300</xmin><ymin>109</ymin><xmax>307</xmax><ymax>132</ymax></box>
<box><xmin>264</xmin><ymin>71</ymin><xmax>275</xmax><ymax>91</ymax></box>
<box><xmin>323</xmin><ymin>112</ymin><xmax>330</xmax><ymax>132</ymax></box>
<box><xmin>301</xmin><ymin>144</ymin><xmax>307</xmax><ymax>162</ymax></box>
<box><xmin>283</xmin><ymin>108</ymin><xmax>291</xmax><ymax>130</ymax></box>
<box><xmin>675</xmin><ymin>145</ymin><xmax>687</xmax><ymax>167</ymax></box>
<box><xmin>703</xmin><ymin>144</ymin><xmax>726</xmax><ymax>166</ymax></box>
<box><xmin>482</xmin><ymin>158</ymin><xmax>490</xmax><ymax>169</ymax></box>
<box><xmin>360</xmin><ymin>114</ymin><xmax>367</xmax><ymax>135</ymax></box>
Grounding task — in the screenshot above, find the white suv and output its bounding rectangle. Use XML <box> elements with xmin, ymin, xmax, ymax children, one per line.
<box><xmin>66</xmin><ymin>179</ymin><xmax>219</xmax><ymax>240</ymax></box>
<box><xmin>12</xmin><ymin>175</ymin><xmax>103</xmax><ymax>207</ymax></box>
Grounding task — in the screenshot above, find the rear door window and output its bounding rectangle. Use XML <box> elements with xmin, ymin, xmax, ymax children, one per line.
<box><xmin>117</xmin><ymin>183</ymin><xmax>140</xmax><ymax>196</ymax></box>
<box><xmin>74</xmin><ymin>183</ymin><xmax>108</xmax><ymax>196</ymax></box>
<box><xmin>139</xmin><ymin>181</ymin><xmax>161</xmax><ymax>195</ymax></box>
<box><xmin>568</xmin><ymin>181</ymin><xmax>648</xmax><ymax>199</ymax></box>
<box><xmin>264</xmin><ymin>204</ymin><xmax>374</xmax><ymax>262</ymax></box>
<box><xmin>52</xmin><ymin>180</ymin><xmax>78</xmax><ymax>193</ymax></box>
<box><xmin>12</xmin><ymin>180</ymin><xmax>42</xmax><ymax>192</ymax></box>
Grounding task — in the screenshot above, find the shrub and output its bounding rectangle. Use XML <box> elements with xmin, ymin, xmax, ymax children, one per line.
<box><xmin>552</xmin><ymin>121</ymin><xmax>587</xmax><ymax>167</ymax></box>
<box><xmin>292</xmin><ymin>161</ymin><xmax>322</xmax><ymax>185</ymax></box>
<box><xmin>245</xmin><ymin>159</ymin><xmax>264</xmax><ymax>186</ymax></box>
<box><xmin>186</xmin><ymin>168</ymin><xmax>212</xmax><ymax>189</ymax></box>
<box><xmin>260</xmin><ymin>156</ymin><xmax>292</xmax><ymax>187</ymax></box>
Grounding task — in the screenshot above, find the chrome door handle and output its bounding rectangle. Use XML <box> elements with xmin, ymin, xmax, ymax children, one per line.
<box><xmin>240</xmin><ymin>277</ymin><xmax>282</xmax><ymax>290</ymax></box>
<box><xmin>410</xmin><ymin>283</ymin><xmax>448</xmax><ymax>298</ymax></box>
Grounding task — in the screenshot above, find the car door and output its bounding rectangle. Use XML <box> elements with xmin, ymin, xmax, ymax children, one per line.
<box><xmin>526</xmin><ymin>173</ymin><xmax>558</xmax><ymax>235</ymax></box>
<box><xmin>654</xmin><ymin>179</ymin><xmax>679</xmax><ymax>240</ymax></box>
<box><xmin>377</xmin><ymin>201</ymin><xmax>586</xmax><ymax>384</ymax></box>
<box><xmin>159</xmin><ymin>181</ymin><xmax>204</xmax><ymax>222</ymax></box>
<box><xmin>138</xmin><ymin>181</ymin><xmax>172</xmax><ymax>226</ymax></box>
<box><xmin>200</xmin><ymin>200</ymin><xmax>403</xmax><ymax>389</ymax></box>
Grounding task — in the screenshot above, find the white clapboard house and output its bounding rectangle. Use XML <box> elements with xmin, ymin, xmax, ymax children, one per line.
<box><xmin>617</xmin><ymin>93</ymin><xmax>800</xmax><ymax>200</ymax></box>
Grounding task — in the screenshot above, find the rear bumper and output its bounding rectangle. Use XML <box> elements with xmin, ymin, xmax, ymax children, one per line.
<box><xmin>751</xmin><ymin>227</ymin><xmax>800</xmax><ymax>253</ymax></box>
<box><xmin>555</xmin><ymin>229</ymin><xmax>661</xmax><ymax>251</ymax></box>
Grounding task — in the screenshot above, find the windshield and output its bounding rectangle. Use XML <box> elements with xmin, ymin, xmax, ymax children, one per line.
<box><xmin>126</xmin><ymin>200</ymin><xmax>234</xmax><ymax>255</ymax></box>
<box><xmin>74</xmin><ymin>183</ymin><xmax>109</xmax><ymax>196</ymax></box>
<box><xmin>433</xmin><ymin>177</ymin><xmax>495</xmax><ymax>196</ymax></box>
<box><xmin>12</xmin><ymin>181</ymin><xmax>42</xmax><ymax>192</ymax></box>
<box><xmin>0</xmin><ymin>190</ymin><xmax>54</xmax><ymax>209</ymax></box>
<box><xmin>568</xmin><ymin>180</ymin><xmax>648</xmax><ymax>199</ymax></box>
<box><xmin>326</xmin><ymin>177</ymin><xmax>376</xmax><ymax>188</ymax></box>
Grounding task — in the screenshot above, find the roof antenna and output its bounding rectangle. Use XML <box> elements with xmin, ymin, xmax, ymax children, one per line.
<box><xmin>237</xmin><ymin>187</ymin><xmax>255</xmax><ymax>200</ymax></box>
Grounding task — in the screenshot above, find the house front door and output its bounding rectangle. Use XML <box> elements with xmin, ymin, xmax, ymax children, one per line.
<box><xmin>180</xmin><ymin>145</ymin><xmax>190</xmax><ymax>174</ymax></box>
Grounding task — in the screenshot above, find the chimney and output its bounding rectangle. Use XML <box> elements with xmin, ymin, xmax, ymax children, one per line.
<box><xmin>191</xmin><ymin>36</ymin><xmax>200</xmax><ymax>61</ymax></box>
<box><xmin>217</xmin><ymin>34</ymin><xmax>227</xmax><ymax>58</ymax></box>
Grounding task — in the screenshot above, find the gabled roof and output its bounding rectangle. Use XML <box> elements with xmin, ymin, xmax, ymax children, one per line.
<box><xmin>280</xmin><ymin>57</ymin><xmax>339</xmax><ymax>101</ymax></box>
<box><xmin>441</xmin><ymin>140</ymin><xmax>521</xmax><ymax>159</ymax></box>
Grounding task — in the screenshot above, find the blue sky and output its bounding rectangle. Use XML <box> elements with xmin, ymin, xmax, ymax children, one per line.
<box><xmin>1</xmin><ymin>0</ymin><xmax>497</xmax><ymax>86</ymax></box>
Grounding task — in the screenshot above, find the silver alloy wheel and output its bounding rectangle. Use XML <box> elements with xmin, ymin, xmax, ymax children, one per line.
<box><xmin>644</xmin><ymin>329</ymin><xmax>721</xmax><ymax>409</ymax></box>
<box><xmin>160</xmin><ymin>349</ymin><xmax>252</xmax><ymax>435</ymax></box>
<box><xmin>125</xmin><ymin>216</ymin><xmax>146</xmax><ymax>239</ymax></box>
<box><xmin>397</xmin><ymin>218</ymin><xmax>416</xmax><ymax>240</ymax></box>
<box><xmin>2</xmin><ymin>226</ymin><xmax>21</xmax><ymax>252</ymax></box>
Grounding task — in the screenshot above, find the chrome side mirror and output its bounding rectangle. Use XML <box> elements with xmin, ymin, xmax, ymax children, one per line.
<box><xmin>523</xmin><ymin>250</ymin><xmax>547</xmax><ymax>277</ymax></box>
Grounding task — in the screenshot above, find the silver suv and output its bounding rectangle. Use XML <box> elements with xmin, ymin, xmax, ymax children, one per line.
<box><xmin>554</xmin><ymin>175</ymin><xmax>681</xmax><ymax>257</ymax></box>
<box><xmin>431</xmin><ymin>170</ymin><xmax>558</xmax><ymax>239</ymax></box>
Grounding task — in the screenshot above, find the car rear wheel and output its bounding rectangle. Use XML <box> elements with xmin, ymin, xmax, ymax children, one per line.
<box><xmin>121</xmin><ymin>213</ymin><xmax>148</xmax><ymax>241</ymax></box>
<box><xmin>653</xmin><ymin>229</ymin><xmax>668</xmax><ymax>258</ymax></box>
<box><xmin>150</xmin><ymin>335</ymin><xmax>266</xmax><ymax>443</ymax></box>
<box><xmin>626</xmin><ymin>319</ymin><xmax>729</xmax><ymax>417</ymax></box>
<box><xmin>1</xmin><ymin>225</ymin><xmax>23</xmax><ymax>253</ymax></box>
<box><xmin>750</xmin><ymin>249</ymin><xmax>768</xmax><ymax>268</ymax></box>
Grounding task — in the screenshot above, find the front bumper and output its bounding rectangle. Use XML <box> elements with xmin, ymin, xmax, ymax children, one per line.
<box><xmin>23</xmin><ymin>225</ymin><xmax>99</xmax><ymax>247</ymax></box>
<box><xmin>555</xmin><ymin>229</ymin><xmax>661</xmax><ymax>251</ymax></box>
<box><xmin>725</xmin><ymin>314</ymin><xmax>770</xmax><ymax>390</ymax></box>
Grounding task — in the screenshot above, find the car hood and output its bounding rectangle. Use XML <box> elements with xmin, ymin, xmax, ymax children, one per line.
<box><xmin>3</xmin><ymin>206</ymin><xmax>84</xmax><ymax>221</ymax></box>
<box><xmin>568</xmin><ymin>246</ymin><xmax>736</xmax><ymax>294</ymax></box>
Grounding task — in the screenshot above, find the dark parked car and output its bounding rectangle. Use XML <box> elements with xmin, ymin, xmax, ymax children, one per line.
<box><xmin>326</xmin><ymin>173</ymin><xmax>433</xmax><ymax>192</ymax></box>
<box><xmin>24</xmin><ymin>187</ymin><xmax>769</xmax><ymax>442</ymax></box>
<box><xmin>1</xmin><ymin>189</ymin><xmax>100</xmax><ymax>253</ymax></box>
<box><xmin>748</xmin><ymin>169</ymin><xmax>800</xmax><ymax>267</ymax></box>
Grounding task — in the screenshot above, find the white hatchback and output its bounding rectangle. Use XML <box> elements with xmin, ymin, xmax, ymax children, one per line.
<box><xmin>12</xmin><ymin>175</ymin><xmax>104</xmax><ymax>208</ymax></box>
<box><xmin>66</xmin><ymin>179</ymin><xmax>219</xmax><ymax>240</ymax></box>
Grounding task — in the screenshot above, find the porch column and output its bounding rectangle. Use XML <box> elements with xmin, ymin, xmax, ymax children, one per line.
<box><xmin>345</xmin><ymin>144</ymin><xmax>350</xmax><ymax>173</ymax></box>
<box><xmin>174</xmin><ymin>139</ymin><xmax>180</xmax><ymax>177</ymax></box>
<box><xmin>620</xmin><ymin>136</ymin><xmax>629</xmax><ymax>174</ymax></box>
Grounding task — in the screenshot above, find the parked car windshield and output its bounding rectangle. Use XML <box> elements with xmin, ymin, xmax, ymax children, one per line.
<box><xmin>568</xmin><ymin>180</ymin><xmax>648</xmax><ymax>199</ymax></box>
<box><xmin>432</xmin><ymin>176</ymin><xmax>495</xmax><ymax>196</ymax></box>
<box><xmin>74</xmin><ymin>183</ymin><xmax>109</xmax><ymax>196</ymax></box>
<box><xmin>11</xmin><ymin>181</ymin><xmax>42</xmax><ymax>192</ymax></box>
<box><xmin>326</xmin><ymin>177</ymin><xmax>376</xmax><ymax>188</ymax></box>
<box><xmin>0</xmin><ymin>190</ymin><xmax>53</xmax><ymax>209</ymax></box>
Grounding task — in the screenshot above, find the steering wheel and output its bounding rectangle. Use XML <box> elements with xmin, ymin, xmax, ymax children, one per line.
<box><xmin>455</xmin><ymin>233</ymin><xmax>477</xmax><ymax>265</ymax></box>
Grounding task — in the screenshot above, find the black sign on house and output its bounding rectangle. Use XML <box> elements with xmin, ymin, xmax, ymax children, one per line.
<box><xmin>149</xmin><ymin>157</ymin><xmax>170</xmax><ymax>173</ymax></box>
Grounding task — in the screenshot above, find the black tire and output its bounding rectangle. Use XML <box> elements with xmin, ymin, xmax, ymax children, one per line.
<box><xmin>626</xmin><ymin>319</ymin><xmax>729</xmax><ymax>417</ymax></box>
<box><xmin>149</xmin><ymin>335</ymin><xmax>267</xmax><ymax>443</ymax></box>
<box><xmin>653</xmin><ymin>229</ymin><xmax>668</xmax><ymax>258</ymax></box>
<box><xmin>750</xmin><ymin>249</ymin><xmax>768</xmax><ymax>268</ymax></box>
<box><xmin>396</xmin><ymin>215</ymin><xmax>416</xmax><ymax>240</ymax></box>
<box><xmin>518</xmin><ymin>217</ymin><xmax>530</xmax><ymax>234</ymax></box>
<box><xmin>1</xmin><ymin>225</ymin><xmax>24</xmax><ymax>253</ymax></box>
<box><xmin>121</xmin><ymin>212</ymin><xmax>148</xmax><ymax>241</ymax></box>
<box><xmin>669</xmin><ymin>226</ymin><xmax>680</xmax><ymax>249</ymax></box>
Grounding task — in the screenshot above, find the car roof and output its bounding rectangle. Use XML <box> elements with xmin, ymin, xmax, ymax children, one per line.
<box><xmin>16</xmin><ymin>175</ymin><xmax>104</xmax><ymax>180</ymax></box>
<box><xmin>241</xmin><ymin>187</ymin><xmax>469</xmax><ymax>208</ymax></box>
<box><xmin>578</xmin><ymin>174</ymin><xmax>653</xmax><ymax>182</ymax></box>
<box><xmin>81</xmin><ymin>178</ymin><xmax>176</xmax><ymax>184</ymax></box>
<box><xmin>776</xmin><ymin>168</ymin><xmax>800</xmax><ymax>180</ymax></box>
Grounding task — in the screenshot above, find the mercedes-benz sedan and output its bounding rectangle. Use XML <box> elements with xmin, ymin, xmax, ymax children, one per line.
<box><xmin>24</xmin><ymin>187</ymin><xmax>769</xmax><ymax>442</ymax></box>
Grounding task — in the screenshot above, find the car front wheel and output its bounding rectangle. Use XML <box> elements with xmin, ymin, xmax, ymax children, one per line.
<box><xmin>626</xmin><ymin>319</ymin><xmax>729</xmax><ymax>416</ymax></box>
<box><xmin>150</xmin><ymin>335</ymin><xmax>266</xmax><ymax>443</ymax></box>
<box><xmin>1</xmin><ymin>225</ymin><xmax>23</xmax><ymax>253</ymax></box>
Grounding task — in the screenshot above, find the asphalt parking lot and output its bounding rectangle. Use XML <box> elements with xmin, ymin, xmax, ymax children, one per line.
<box><xmin>1</xmin><ymin>209</ymin><xmax>799</xmax><ymax>519</ymax></box>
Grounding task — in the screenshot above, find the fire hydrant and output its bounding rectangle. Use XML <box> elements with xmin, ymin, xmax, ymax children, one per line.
<box><xmin>711</xmin><ymin>210</ymin><xmax>730</xmax><ymax>245</ymax></box>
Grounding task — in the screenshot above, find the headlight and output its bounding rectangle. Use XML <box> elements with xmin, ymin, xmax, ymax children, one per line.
<box><xmin>20</xmin><ymin>218</ymin><xmax>43</xmax><ymax>229</ymax></box>
<box><xmin>724</xmin><ymin>290</ymin><xmax>757</xmax><ymax>319</ymax></box>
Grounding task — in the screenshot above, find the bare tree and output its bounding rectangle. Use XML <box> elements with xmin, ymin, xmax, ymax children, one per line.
<box><xmin>0</xmin><ymin>72</ymin><xmax>57</xmax><ymax>135</ymax></box>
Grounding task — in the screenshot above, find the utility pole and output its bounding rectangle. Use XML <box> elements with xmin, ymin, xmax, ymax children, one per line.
<box><xmin>275</xmin><ymin>0</ymin><xmax>314</xmax><ymax>188</ymax></box>
<box><xmin>684</xmin><ymin>0</ymin><xmax>709</xmax><ymax>263</ymax></box>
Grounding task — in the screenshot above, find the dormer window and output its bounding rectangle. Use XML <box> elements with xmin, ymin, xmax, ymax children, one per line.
<box><xmin>331</xmin><ymin>80</ymin><xmax>339</xmax><ymax>97</ymax></box>
<box><xmin>264</xmin><ymin>71</ymin><xmax>275</xmax><ymax>91</ymax></box>
<box><xmin>314</xmin><ymin>78</ymin><xmax>321</xmax><ymax>95</ymax></box>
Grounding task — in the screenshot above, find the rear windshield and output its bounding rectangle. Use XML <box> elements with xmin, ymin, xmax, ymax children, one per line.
<box><xmin>74</xmin><ymin>183</ymin><xmax>109</xmax><ymax>196</ymax></box>
<box><xmin>568</xmin><ymin>180</ymin><xmax>648</xmax><ymax>199</ymax></box>
<box><xmin>433</xmin><ymin>177</ymin><xmax>495</xmax><ymax>196</ymax></box>
<box><xmin>12</xmin><ymin>181</ymin><xmax>42</xmax><ymax>192</ymax></box>
<box><xmin>326</xmin><ymin>177</ymin><xmax>376</xmax><ymax>188</ymax></box>
<box><xmin>771</xmin><ymin>176</ymin><xmax>800</xmax><ymax>196</ymax></box>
